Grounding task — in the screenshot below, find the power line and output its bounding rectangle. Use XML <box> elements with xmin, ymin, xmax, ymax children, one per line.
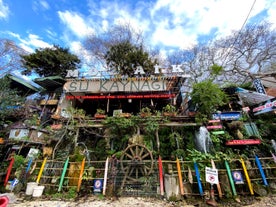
<box><xmin>221</xmin><ymin>0</ymin><xmax>257</xmax><ymax>67</ymax></box>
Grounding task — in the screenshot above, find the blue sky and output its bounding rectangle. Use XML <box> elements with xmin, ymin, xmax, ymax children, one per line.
<box><xmin>0</xmin><ymin>0</ymin><xmax>275</xmax><ymax>60</ymax></box>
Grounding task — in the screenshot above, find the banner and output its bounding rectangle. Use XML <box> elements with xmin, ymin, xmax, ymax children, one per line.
<box><xmin>252</xmin><ymin>97</ymin><xmax>276</xmax><ymax>115</ymax></box>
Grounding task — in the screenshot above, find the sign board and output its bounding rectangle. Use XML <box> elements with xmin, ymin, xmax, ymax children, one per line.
<box><xmin>66</xmin><ymin>93</ymin><xmax>175</xmax><ymax>100</ymax></box>
<box><xmin>9</xmin><ymin>128</ymin><xmax>29</xmax><ymax>140</ymax></box>
<box><xmin>226</xmin><ymin>139</ymin><xmax>261</xmax><ymax>146</ymax></box>
<box><xmin>93</xmin><ymin>179</ymin><xmax>103</xmax><ymax>193</ymax></box>
<box><xmin>232</xmin><ymin>171</ymin><xmax>244</xmax><ymax>184</ymax></box>
<box><xmin>207</xmin><ymin>125</ymin><xmax>222</xmax><ymax>129</ymax></box>
<box><xmin>65</xmin><ymin>65</ymin><xmax>190</xmax><ymax>78</ymax></box>
<box><xmin>64</xmin><ymin>78</ymin><xmax>171</xmax><ymax>93</ymax></box>
<box><xmin>27</xmin><ymin>148</ymin><xmax>40</xmax><ymax>159</ymax></box>
<box><xmin>253</xmin><ymin>78</ymin><xmax>266</xmax><ymax>94</ymax></box>
<box><xmin>205</xmin><ymin>167</ymin><xmax>218</xmax><ymax>184</ymax></box>
<box><xmin>212</xmin><ymin>112</ymin><xmax>241</xmax><ymax>120</ymax></box>
<box><xmin>253</xmin><ymin>98</ymin><xmax>276</xmax><ymax>115</ymax></box>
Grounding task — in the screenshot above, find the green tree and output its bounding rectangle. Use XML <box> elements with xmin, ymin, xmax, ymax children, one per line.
<box><xmin>21</xmin><ymin>45</ymin><xmax>80</xmax><ymax>77</ymax></box>
<box><xmin>0</xmin><ymin>76</ymin><xmax>25</xmax><ymax>125</ymax></box>
<box><xmin>105</xmin><ymin>41</ymin><xmax>157</xmax><ymax>76</ymax></box>
<box><xmin>84</xmin><ymin>23</ymin><xmax>160</xmax><ymax>76</ymax></box>
<box><xmin>190</xmin><ymin>80</ymin><xmax>229</xmax><ymax>120</ymax></box>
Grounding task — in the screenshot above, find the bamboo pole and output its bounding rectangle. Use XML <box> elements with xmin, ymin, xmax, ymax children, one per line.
<box><xmin>58</xmin><ymin>157</ymin><xmax>69</xmax><ymax>192</ymax></box>
<box><xmin>176</xmin><ymin>158</ymin><xmax>184</xmax><ymax>195</ymax></box>
<box><xmin>240</xmin><ymin>158</ymin><xmax>254</xmax><ymax>195</ymax></box>
<box><xmin>36</xmin><ymin>157</ymin><xmax>47</xmax><ymax>184</ymax></box>
<box><xmin>211</xmin><ymin>159</ymin><xmax>223</xmax><ymax>198</ymax></box>
<box><xmin>224</xmin><ymin>160</ymin><xmax>237</xmax><ymax>196</ymax></box>
<box><xmin>77</xmin><ymin>158</ymin><xmax>86</xmax><ymax>192</ymax></box>
<box><xmin>158</xmin><ymin>156</ymin><xmax>164</xmax><ymax>196</ymax></box>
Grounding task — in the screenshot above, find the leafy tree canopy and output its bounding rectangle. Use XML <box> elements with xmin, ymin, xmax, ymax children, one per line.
<box><xmin>190</xmin><ymin>80</ymin><xmax>229</xmax><ymax>119</ymax></box>
<box><xmin>21</xmin><ymin>45</ymin><xmax>81</xmax><ymax>77</ymax></box>
<box><xmin>105</xmin><ymin>41</ymin><xmax>157</xmax><ymax>77</ymax></box>
<box><xmin>84</xmin><ymin>23</ymin><xmax>161</xmax><ymax>76</ymax></box>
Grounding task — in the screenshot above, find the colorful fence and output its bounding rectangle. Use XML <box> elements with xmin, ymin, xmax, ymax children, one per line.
<box><xmin>1</xmin><ymin>156</ymin><xmax>276</xmax><ymax>198</ymax></box>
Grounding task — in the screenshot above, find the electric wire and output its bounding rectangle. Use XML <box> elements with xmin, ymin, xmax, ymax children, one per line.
<box><xmin>221</xmin><ymin>0</ymin><xmax>257</xmax><ymax>67</ymax></box>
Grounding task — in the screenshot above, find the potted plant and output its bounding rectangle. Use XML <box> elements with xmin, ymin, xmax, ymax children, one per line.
<box><xmin>140</xmin><ymin>107</ymin><xmax>152</xmax><ymax>117</ymax></box>
<box><xmin>119</xmin><ymin>112</ymin><xmax>132</xmax><ymax>118</ymax></box>
<box><xmin>94</xmin><ymin>109</ymin><xmax>106</xmax><ymax>119</ymax></box>
<box><xmin>66</xmin><ymin>107</ymin><xmax>86</xmax><ymax>119</ymax></box>
<box><xmin>162</xmin><ymin>104</ymin><xmax>177</xmax><ymax>117</ymax></box>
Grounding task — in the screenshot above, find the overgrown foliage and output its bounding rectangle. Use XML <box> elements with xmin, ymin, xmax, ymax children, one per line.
<box><xmin>0</xmin><ymin>76</ymin><xmax>25</xmax><ymax>125</ymax></box>
<box><xmin>105</xmin><ymin>41</ymin><xmax>157</xmax><ymax>76</ymax></box>
<box><xmin>190</xmin><ymin>80</ymin><xmax>229</xmax><ymax>121</ymax></box>
<box><xmin>84</xmin><ymin>23</ymin><xmax>160</xmax><ymax>74</ymax></box>
<box><xmin>21</xmin><ymin>45</ymin><xmax>80</xmax><ymax>77</ymax></box>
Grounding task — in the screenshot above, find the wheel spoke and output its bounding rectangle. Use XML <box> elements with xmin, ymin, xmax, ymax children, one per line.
<box><xmin>144</xmin><ymin>165</ymin><xmax>151</xmax><ymax>174</ymax></box>
<box><xmin>120</xmin><ymin>144</ymin><xmax>154</xmax><ymax>184</ymax></box>
<box><xmin>141</xmin><ymin>152</ymin><xmax>150</xmax><ymax>159</ymax></box>
<box><xmin>139</xmin><ymin>147</ymin><xmax>144</xmax><ymax>157</ymax></box>
<box><xmin>125</xmin><ymin>152</ymin><xmax>133</xmax><ymax>160</ymax></box>
<box><xmin>136</xmin><ymin>145</ymin><xmax>139</xmax><ymax>156</ymax></box>
<box><xmin>136</xmin><ymin>168</ymin><xmax>139</xmax><ymax>179</ymax></box>
<box><xmin>127</xmin><ymin>176</ymin><xmax>138</xmax><ymax>181</ymax></box>
<box><xmin>129</xmin><ymin>147</ymin><xmax>135</xmax><ymax>156</ymax></box>
<box><xmin>140</xmin><ymin>167</ymin><xmax>146</xmax><ymax>176</ymax></box>
<box><xmin>128</xmin><ymin>166</ymin><xmax>134</xmax><ymax>175</ymax></box>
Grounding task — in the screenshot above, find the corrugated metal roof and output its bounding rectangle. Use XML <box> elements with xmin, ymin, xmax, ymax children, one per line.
<box><xmin>237</xmin><ymin>87</ymin><xmax>274</xmax><ymax>106</ymax></box>
<box><xmin>8</xmin><ymin>74</ymin><xmax>40</xmax><ymax>94</ymax></box>
<box><xmin>34</xmin><ymin>76</ymin><xmax>65</xmax><ymax>91</ymax></box>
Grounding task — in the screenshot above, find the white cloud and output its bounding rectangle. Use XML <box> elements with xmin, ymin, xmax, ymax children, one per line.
<box><xmin>89</xmin><ymin>0</ymin><xmax>266</xmax><ymax>50</ymax></box>
<box><xmin>32</xmin><ymin>0</ymin><xmax>50</xmax><ymax>13</ymax></box>
<box><xmin>4</xmin><ymin>0</ymin><xmax>273</xmax><ymax>62</ymax></box>
<box><xmin>101</xmin><ymin>20</ymin><xmax>109</xmax><ymax>31</ymax></box>
<box><xmin>58</xmin><ymin>10</ymin><xmax>94</xmax><ymax>38</ymax></box>
<box><xmin>70</xmin><ymin>41</ymin><xmax>92</xmax><ymax>62</ymax></box>
<box><xmin>45</xmin><ymin>29</ymin><xmax>57</xmax><ymax>40</ymax></box>
<box><xmin>0</xmin><ymin>0</ymin><xmax>9</xmax><ymax>20</ymax></box>
<box><xmin>26</xmin><ymin>34</ymin><xmax>51</xmax><ymax>48</ymax></box>
<box><xmin>39</xmin><ymin>0</ymin><xmax>49</xmax><ymax>10</ymax></box>
<box><xmin>150</xmin><ymin>0</ymin><xmax>273</xmax><ymax>46</ymax></box>
<box><xmin>151</xmin><ymin>20</ymin><xmax>197</xmax><ymax>49</ymax></box>
<box><xmin>266</xmin><ymin>0</ymin><xmax>276</xmax><ymax>28</ymax></box>
<box><xmin>87</xmin><ymin>0</ymin><xmax>152</xmax><ymax>33</ymax></box>
<box><xmin>7</xmin><ymin>32</ymin><xmax>51</xmax><ymax>53</ymax></box>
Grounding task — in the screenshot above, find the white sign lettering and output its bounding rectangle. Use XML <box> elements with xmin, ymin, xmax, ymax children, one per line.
<box><xmin>66</xmin><ymin>70</ymin><xmax>78</xmax><ymax>78</ymax></box>
<box><xmin>134</xmin><ymin>66</ymin><xmax>146</xmax><ymax>75</ymax></box>
<box><xmin>64</xmin><ymin>79</ymin><xmax>169</xmax><ymax>93</ymax></box>
<box><xmin>66</xmin><ymin>64</ymin><xmax>187</xmax><ymax>78</ymax></box>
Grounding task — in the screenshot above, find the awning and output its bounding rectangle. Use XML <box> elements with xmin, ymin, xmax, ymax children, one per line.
<box><xmin>236</xmin><ymin>87</ymin><xmax>274</xmax><ymax>106</ymax></box>
<box><xmin>7</xmin><ymin>74</ymin><xmax>40</xmax><ymax>95</ymax></box>
<box><xmin>34</xmin><ymin>76</ymin><xmax>65</xmax><ymax>91</ymax></box>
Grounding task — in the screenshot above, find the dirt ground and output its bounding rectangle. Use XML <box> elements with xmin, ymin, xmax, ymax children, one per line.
<box><xmin>3</xmin><ymin>194</ymin><xmax>276</xmax><ymax>207</ymax></box>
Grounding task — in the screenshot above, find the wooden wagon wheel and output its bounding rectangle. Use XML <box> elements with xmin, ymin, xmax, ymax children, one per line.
<box><xmin>120</xmin><ymin>144</ymin><xmax>154</xmax><ymax>187</ymax></box>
